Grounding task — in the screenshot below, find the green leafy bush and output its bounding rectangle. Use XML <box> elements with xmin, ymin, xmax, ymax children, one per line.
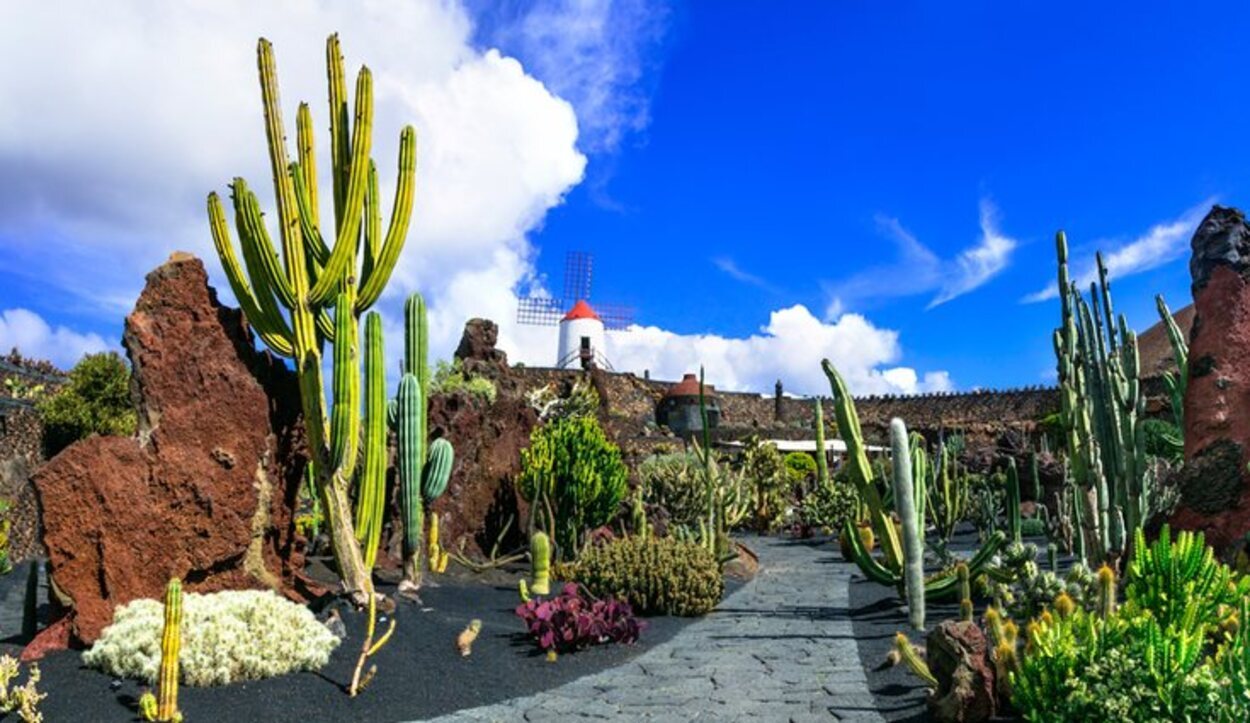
<box><xmin>576</xmin><ymin>536</ymin><xmax>723</xmax><ymax>616</ymax></box>
<box><xmin>37</xmin><ymin>352</ymin><xmax>135</xmax><ymax>456</ymax></box>
<box><xmin>430</xmin><ymin>359</ymin><xmax>496</xmax><ymax>404</ymax></box>
<box><xmin>83</xmin><ymin>590</ymin><xmax>338</xmax><ymax>686</ymax></box>
<box><xmin>798</xmin><ymin>479</ymin><xmax>857</xmax><ymax>533</ymax></box>
<box><xmin>518</xmin><ymin>416</ymin><xmax>628</xmax><ymax>558</ymax></box>
<box><xmin>1142</xmin><ymin>417</ymin><xmax>1184</xmax><ymax>463</ymax></box>
<box><xmin>740</xmin><ymin>437</ymin><xmax>787</xmax><ymax>531</ymax></box>
<box><xmin>784</xmin><ymin>452</ymin><xmax>817</xmax><ymax>484</ymax></box>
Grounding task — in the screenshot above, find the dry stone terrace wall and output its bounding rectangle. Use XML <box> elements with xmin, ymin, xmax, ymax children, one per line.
<box><xmin>510</xmin><ymin>366</ymin><xmax>1067</xmax><ymax>445</ymax></box>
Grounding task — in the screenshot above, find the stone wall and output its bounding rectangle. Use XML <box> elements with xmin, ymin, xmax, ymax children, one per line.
<box><xmin>0</xmin><ymin>352</ymin><xmax>65</xmax><ymax>563</ymax></box>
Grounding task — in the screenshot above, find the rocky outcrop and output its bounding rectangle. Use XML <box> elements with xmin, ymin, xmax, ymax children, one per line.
<box><xmin>1171</xmin><ymin>206</ymin><xmax>1250</xmax><ymax>552</ymax></box>
<box><xmin>33</xmin><ymin>254</ymin><xmax>309</xmax><ymax>644</ymax></box>
<box><xmin>927</xmin><ymin>620</ymin><xmax>996</xmax><ymax>723</ymax></box>
<box><xmin>455</xmin><ymin>318</ymin><xmax>510</xmax><ymax>381</ymax></box>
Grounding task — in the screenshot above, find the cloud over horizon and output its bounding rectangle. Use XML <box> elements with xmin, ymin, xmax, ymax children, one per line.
<box><xmin>1022</xmin><ymin>200</ymin><xmax>1213</xmax><ymax>303</ymax></box>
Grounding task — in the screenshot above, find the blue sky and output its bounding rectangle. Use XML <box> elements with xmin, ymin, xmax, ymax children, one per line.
<box><xmin>0</xmin><ymin>2</ymin><xmax>1242</xmax><ymax>395</ymax></box>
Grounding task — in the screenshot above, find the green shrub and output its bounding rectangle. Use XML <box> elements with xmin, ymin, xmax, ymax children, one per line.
<box><xmin>740</xmin><ymin>437</ymin><xmax>787</xmax><ymax>530</ymax></box>
<box><xmin>83</xmin><ymin>590</ymin><xmax>338</xmax><ymax>686</ymax></box>
<box><xmin>37</xmin><ymin>352</ymin><xmax>135</xmax><ymax>456</ymax></box>
<box><xmin>576</xmin><ymin>536</ymin><xmax>723</xmax><ymax>616</ymax></box>
<box><xmin>518</xmin><ymin>416</ymin><xmax>628</xmax><ymax>559</ymax></box>
<box><xmin>430</xmin><ymin>359</ymin><xmax>496</xmax><ymax>404</ymax></box>
<box><xmin>798</xmin><ymin>479</ymin><xmax>857</xmax><ymax>533</ymax></box>
<box><xmin>526</xmin><ymin>378</ymin><xmax>599</xmax><ymax>421</ymax></box>
<box><xmin>1011</xmin><ymin>525</ymin><xmax>1247</xmax><ymax>722</ymax></box>
<box><xmin>1142</xmin><ymin>417</ymin><xmax>1184</xmax><ymax>463</ymax></box>
<box><xmin>784</xmin><ymin>452</ymin><xmax>818</xmax><ymax>484</ymax></box>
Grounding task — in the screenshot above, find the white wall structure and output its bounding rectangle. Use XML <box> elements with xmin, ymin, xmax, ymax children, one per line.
<box><xmin>557</xmin><ymin>300</ymin><xmax>609</xmax><ymax>369</ymax></box>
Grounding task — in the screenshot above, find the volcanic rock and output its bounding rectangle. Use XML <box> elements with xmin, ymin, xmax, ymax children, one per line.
<box><xmin>1171</xmin><ymin>206</ymin><xmax>1250</xmax><ymax>552</ymax></box>
<box><xmin>926</xmin><ymin>620</ymin><xmax>996</xmax><ymax>723</ymax></box>
<box><xmin>455</xmin><ymin>318</ymin><xmax>510</xmax><ymax>380</ymax></box>
<box><xmin>33</xmin><ymin>253</ymin><xmax>309</xmax><ymax>644</ymax></box>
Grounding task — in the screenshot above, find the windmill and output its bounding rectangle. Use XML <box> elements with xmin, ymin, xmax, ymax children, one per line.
<box><xmin>516</xmin><ymin>251</ymin><xmax>635</xmax><ymax>370</ymax></box>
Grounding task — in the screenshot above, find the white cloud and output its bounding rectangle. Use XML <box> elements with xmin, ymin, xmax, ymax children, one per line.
<box><xmin>825</xmin><ymin>199</ymin><xmax>1017</xmax><ymax>314</ymax></box>
<box><xmin>601</xmin><ymin>304</ymin><xmax>954</xmax><ymax>397</ymax></box>
<box><xmin>1022</xmin><ymin>201</ymin><xmax>1212</xmax><ymax>303</ymax></box>
<box><xmin>712</xmin><ymin>257</ymin><xmax>781</xmax><ymax>294</ymax></box>
<box><xmin>0</xmin><ymin>309</ymin><xmax>111</xmax><ymax>369</ymax></box>
<box><xmin>473</xmin><ymin>0</ymin><xmax>669</xmax><ymax>155</ymax></box>
<box><xmin>929</xmin><ymin>199</ymin><xmax>1017</xmax><ymax>309</ymax></box>
<box><xmin>0</xmin><ymin>1</ymin><xmax>585</xmax><ymax>380</ymax></box>
<box><xmin>0</xmin><ymin>1</ymin><xmax>949</xmax><ymax>398</ymax></box>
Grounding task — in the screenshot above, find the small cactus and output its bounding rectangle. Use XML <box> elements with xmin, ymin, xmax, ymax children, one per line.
<box><xmin>530</xmin><ymin>531</ymin><xmax>551</xmax><ymax>596</ymax></box>
<box><xmin>1097</xmin><ymin>564</ymin><xmax>1117</xmax><ymax>619</ymax></box>
<box><xmin>893</xmin><ymin>632</ymin><xmax>937</xmax><ymax>687</ymax></box>
<box><xmin>456</xmin><ymin>619</ymin><xmax>482</xmax><ymax>657</ymax></box>
<box><xmin>139</xmin><ymin>690</ymin><xmax>158</xmax><ymax>721</ymax></box>
<box><xmin>956</xmin><ymin>563</ymin><xmax>973</xmax><ymax>622</ymax></box>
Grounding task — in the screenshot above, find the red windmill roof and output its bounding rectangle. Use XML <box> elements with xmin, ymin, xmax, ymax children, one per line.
<box><xmin>562</xmin><ymin>299</ymin><xmax>601</xmax><ymax>322</ymax></box>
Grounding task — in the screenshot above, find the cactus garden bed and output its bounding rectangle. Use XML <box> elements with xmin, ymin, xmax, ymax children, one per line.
<box><xmin>6</xmin><ymin>567</ymin><xmax>742</xmax><ymax>722</ymax></box>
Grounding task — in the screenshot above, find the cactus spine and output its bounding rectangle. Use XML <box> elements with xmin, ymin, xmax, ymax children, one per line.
<box><xmin>891</xmin><ymin>419</ymin><xmax>925</xmax><ymax>631</ymax></box>
<box><xmin>207</xmin><ymin>35</ymin><xmax>416</xmax><ymax>599</ymax></box>
<box><xmin>157</xmin><ymin>578</ymin><xmax>182</xmax><ymax>723</ymax></box>
<box><xmin>530</xmin><ymin>531</ymin><xmax>551</xmax><ymax>596</ymax></box>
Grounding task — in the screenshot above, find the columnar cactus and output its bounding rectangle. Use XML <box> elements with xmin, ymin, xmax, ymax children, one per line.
<box><xmin>1097</xmin><ymin>564</ymin><xmax>1117</xmax><ymax>619</ymax></box>
<box><xmin>158</xmin><ymin>578</ymin><xmax>182</xmax><ymax>723</ymax></box>
<box><xmin>354</xmin><ymin>313</ymin><xmax>387</xmax><ymax>570</ymax></box>
<box><xmin>823</xmin><ymin>360</ymin><xmax>1004</xmax><ymax>600</ymax></box>
<box><xmin>1052</xmin><ymin>234</ymin><xmax>1156</xmax><ymax>564</ymax></box>
<box><xmin>1006</xmin><ymin>457</ymin><xmax>1022</xmax><ymax>545</ymax></box>
<box><xmin>207</xmin><ymin>35</ymin><xmax>416</xmax><ymax>599</ymax></box>
<box><xmin>397</xmin><ymin>372</ymin><xmax>425</xmax><ymax>590</ymax></box>
<box><xmin>813</xmin><ymin>398</ymin><xmax>830</xmax><ymax>488</ymax></box>
<box><xmin>530</xmin><ymin>531</ymin><xmax>551</xmax><ymax>596</ymax></box>
<box><xmin>891</xmin><ymin>419</ymin><xmax>925</xmax><ymax>631</ymax></box>
<box><xmin>957</xmin><ymin>562</ymin><xmax>973</xmax><ymax>623</ymax></box>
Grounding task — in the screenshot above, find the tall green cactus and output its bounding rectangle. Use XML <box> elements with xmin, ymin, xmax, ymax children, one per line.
<box><xmin>891</xmin><ymin>419</ymin><xmax>925</xmax><ymax>631</ymax></box>
<box><xmin>354</xmin><ymin>313</ymin><xmax>387</xmax><ymax>570</ymax></box>
<box><xmin>1006</xmin><ymin>457</ymin><xmax>1022</xmax><ymax>545</ymax></box>
<box><xmin>397</xmin><ymin>373</ymin><xmax>426</xmax><ymax>590</ymax></box>
<box><xmin>530</xmin><ymin>531</ymin><xmax>551</xmax><ymax>596</ymax></box>
<box><xmin>207</xmin><ymin>35</ymin><xmax>416</xmax><ymax>599</ymax></box>
<box><xmin>927</xmin><ymin>439</ymin><xmax>969</xmax><ymax>544</ymax></box>
<box><xmin>824</xmin><ymin>359</ymin><xmax>1004</xmax><ymax>600</ymax></box>
<box><xmin>813</xmin><ymin>399</ymin><xmax>830</xmax><ymax>488</ymax></box>
<box><xmin>158</xmin><ymin>578</ymin><xmax>182</xmax><ymax>723</ymax></box>
<box><xmin>1052</xmin><ymin>233</ymin><xmax>1157</xmax><ymax>564</ymax></box>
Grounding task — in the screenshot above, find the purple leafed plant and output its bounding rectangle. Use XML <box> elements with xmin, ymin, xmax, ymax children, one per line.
<box><xmin>515</xmin><ymin>583</ymin><xmax>645</xmax><ymax>653</ymax></box>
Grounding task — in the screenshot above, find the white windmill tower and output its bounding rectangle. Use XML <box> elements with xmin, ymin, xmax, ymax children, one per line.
<box><xmin>516</xmin><ymin>251</ymin><xmax>635</xmax><ymax>370</ymax></box>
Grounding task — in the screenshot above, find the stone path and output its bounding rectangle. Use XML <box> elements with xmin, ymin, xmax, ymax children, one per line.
<box><xmin>424</xmin><ymin>537</ymin><xmax>883</xmax><ymax>723</ymax></box>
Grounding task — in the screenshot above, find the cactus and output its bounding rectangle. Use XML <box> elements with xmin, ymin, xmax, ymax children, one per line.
<box><xmin>530</xmin><ymin>531</ymin><xmax>551</xmax><ymax>596</ymax></box>
<box><xmin>894</xmin><ymin>633</ymin><xmax>938</xmax><ymax>687</ymax></box>
<box><xmin>1047</xmin><ymin>542</ymin><xmax>1058</xmax><ymax>574</ymax></box>
<box><xmin>1052</xmin><ymin>234</ymin><xmax>1157</xmax><ymax>564</ymax></box>
<box><xmin>823</xmin><ymin>359</ymin><xmax>1005</xmax><ymax>600</ymax></box>
<box><xmin>139</xmin><ymin>691</ymin><xmax>159</xmax><ymax>721</ymax></box>
<box><xmin>813</xmin><ymin>399</ymin><xmax>830</xmax><ymax>487</ymax></box>
<box><xmin>1155</xmin><ymin>293</ymin><xmax>1188</xmax><ymax>431</ymax></box>
<box><xmin>1097</xmin><ymin>564</ymin><xmax>1116</xmax><ymax>619</ymax></box>
<box><xmin>518</xmin><ymin>578</ymin><xmax>531</xmax><ymax>603</ymax></box>
<box><xmin>354</xmin><ymin>313</ymin><xmax>387</xmax><ymax>570</ymax></box>
<box><xmin>156</xmin><ymin>578</ymin><xmax>182</xmax><ymax>723</ymax></box>
<box><xmin>427</xmin><ymin>514</ymin><xmax>450</xmax><ymax>574</ymax></box>
<box><xmin>397</xmin><ymin>373</ymin><xmax>426</xmax><ymax>590</ymax></box>
<box><xmin>1028</xmin><ymin>451</ymin><xmax>1041</xmax><ymax>502</ymax></box>
<box><xmin>891</xmin><ymin>419</ymin><xmax>925</xmax><ymax>631</ymax></box>
<box><xmin>957</xmin><ymin>562</ymin><xmax>973</xmax><ymax>622</ymax></box>
<box><xmin>631</xmin><ymin>492</ymin><xmax>649</xmax><ymax>538</ymax></box>
<box><xmin>423</xmin><ymin>438</ymin><xmax>453</xmax><ymax>502</ymax></box>
<box><xmin>207</xmin><ymin>34</ymin><xmax>416</xmax><ymax>600</ymax></box>
<box><xmin>1006</xmin><ymin>457</ymin><xmax>1022</xmax><ymax>545</ymax></box>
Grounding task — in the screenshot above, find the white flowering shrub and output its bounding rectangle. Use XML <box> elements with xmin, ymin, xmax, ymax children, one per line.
<box><xmin>83</xmin><ymin>589</ymin><xmax>339</xmax><ymax>686</ymax></box>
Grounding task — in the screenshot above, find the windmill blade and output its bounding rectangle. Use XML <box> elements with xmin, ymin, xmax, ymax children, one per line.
<box><xmin>516</xmin><ymin>297</ymin><xmax>564</xmax><ymax>326</ymax></box>
<box><xmin>596</xmin><ymin>302</ymin><xmax>636</xmax><ymax>331</ymax></box>
<box><xmin>563</xmin><ymin>251</ymin><xmax>592</xmax><ymax>303</ymax></box>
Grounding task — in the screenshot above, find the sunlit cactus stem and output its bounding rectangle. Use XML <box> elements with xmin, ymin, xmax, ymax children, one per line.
<box><xmin>530</xmin><ymin>531</ymin><xmax>552</xmax><ymax>596</ymax></box>
<box><xmin>957</xmin><ymin>562</ymin><xmax>973</xmax><ymax>623</ymax></box>
<box><xmin>157</xmin><ymin>578</ymin><xmax>182</xmax><ymax>723</ymax></box>
<box><xmin>891</xmin><ymin>419</ymin><xmax>924</xmax><ymax>631</ymax></box>
<box><xmin>894</xmin><ymin>633</ymin><xmax>937</xmax><ymax>687</ymax></box>
<box><xmin>397</xmin><ymin>373</ymin><xmax>426</xmax><ymax>591</ymax></box>
<box><xmin>1097</xmin><ymin>564</ymin><xmax>1117</xmax><ymax>619</ymax></box>
<box><xmin>206</xmin><ymin>34</ymin><xmax>417</xmax><ymax>601</ymax></box>
<box><xmin>813</xmin><ymin>398</ymin><xmax>830</xmax><ymax>488</ymax></box>
<box><xmin>1006</xmin><ymin>457</ymin><xmax>1022</xmax><ymax>544</ymax></box>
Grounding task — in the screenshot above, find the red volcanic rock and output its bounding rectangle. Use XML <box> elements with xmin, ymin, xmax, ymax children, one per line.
<box><xmin>34</xmin><ymin>253</ymin><xmax>309</xmax><ymax>644</ymax></box>
<box><xmin>1171</xmin><ymin>206</ymin><xmax>1250</xmax><ymax>553</ymax></box>
<box><xmin>21</xmin><ymin>616</ymin><xmax>72</xmax><ymax>662</ymax></box>
<box><xmin>927</xmin><ymin>620</ymin><xmax>996</xmax><ymax>723</ymax></box>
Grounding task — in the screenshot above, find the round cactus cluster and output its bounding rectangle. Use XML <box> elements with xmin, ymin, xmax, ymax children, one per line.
<box><xmin>576</xmin><ymin>536</ymin><xmax>723</xmax><ymax>617</ymax></box>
